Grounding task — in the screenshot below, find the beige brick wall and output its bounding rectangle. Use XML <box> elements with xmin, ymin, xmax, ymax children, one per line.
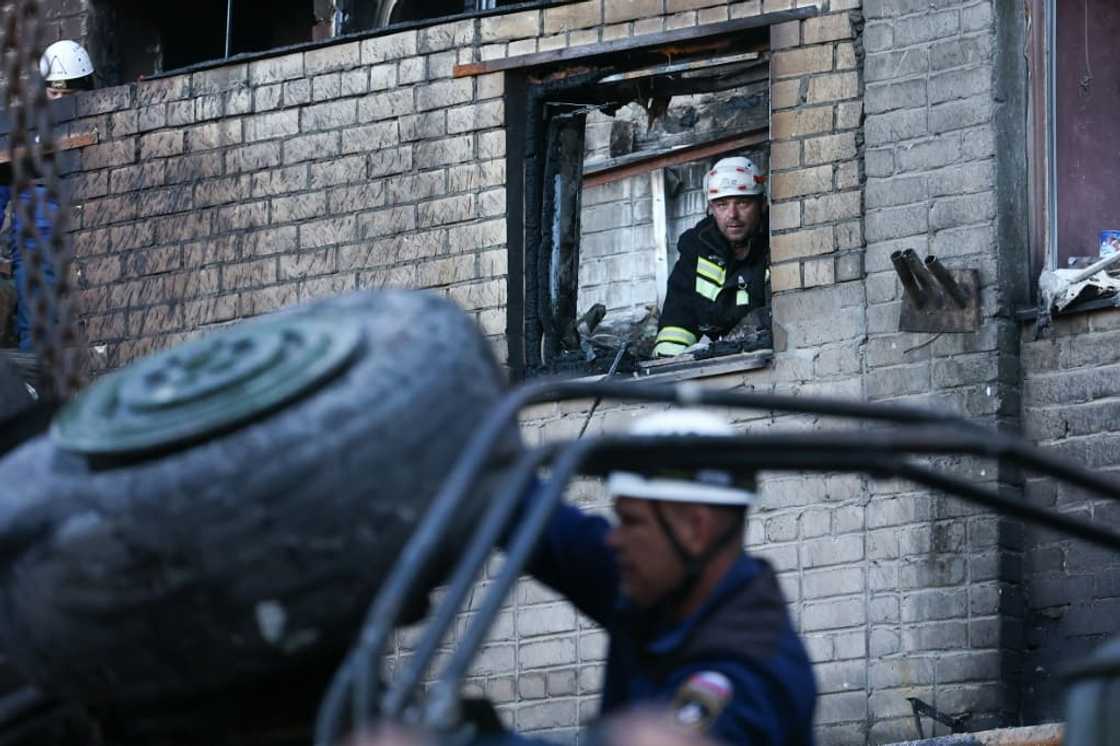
<box><xmin>39</xmin><ymin>0</ymin><xmax>1054</xmax><ymax>743</ymax></box>
<box><xmin>768</xmin><ymin>9</ymin><xmax>862</xmax><ymax>294</ymax></box>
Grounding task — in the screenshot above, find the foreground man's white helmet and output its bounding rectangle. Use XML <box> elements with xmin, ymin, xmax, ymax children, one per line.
<box><xmin>607</xmin><ymin>409</ymin><xmax>757</xmax><ymax>506</ymax></box>
<box><xmin>704</xmin><ymin>156</ymin><xmax>766</xmax><ymax>201</ymax></box>
<box><xmin>40</xmin><ymin>40</ymin><xmax>94</xmax><ymax>89</ymax></box>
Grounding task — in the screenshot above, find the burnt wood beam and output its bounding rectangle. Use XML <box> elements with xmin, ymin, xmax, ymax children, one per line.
<box><xmin>583</xmin><ymin>128</ymin><xmax>768</xmax><ymax>188</ymax></box>
<box><xmin>0</xmin><ymin>131</ymin><xmax>97</xmax><ymax>165</ymax></box>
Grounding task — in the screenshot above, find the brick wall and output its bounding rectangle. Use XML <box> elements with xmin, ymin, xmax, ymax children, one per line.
<box><xmin>1020</xmin><ymin>307</ymin><xmax>1120</xmax><ymax>722</ymax></box>
<box><xmin>666</xmin><ymin>162</ymin><xmax>708</xmax><ymax>247</ymax></box>
<box><xmin>65</xmin><ymin>25</ymin><xmax>509</xmax><ymax>368</ymax></box>
<box><xmin>578</xmin><ymin>175</ymin><xmax>658</xmax><ymax>321</ymax></box>
<box><xmin>18</xmin><ymin>0</ymin><xmax>1115</xmax><ymax>743</ymax></box>
<box><xmin>858</xmin><ymin>0</ymin><xmax>1014</xmax><ymax>738</ymax></box>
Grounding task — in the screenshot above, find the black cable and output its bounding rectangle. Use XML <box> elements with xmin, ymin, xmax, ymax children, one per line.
<box><xmin>381</xmin><ymin>445</ymin><xmax>559</xmax><ymax>719</ymax></box>
<box><xmin>317</xmin><ymin>379</ymin><xmax>1120</xmax><ymax>741</ymax></box>
<box><xmin>889</xmin><ymin>459</ymin><xmax>1120</xmax><ymax>552</ymax></box>
<box><xmin>314</xmin><ymin>386</ymin><xmax>538</xmax><ymax>746</ymax></box>
<box><xmin>426</xmin><ymin>438</ymin><xmax>599</xmax><ymax>730</ymax></box>
<box><xmin>580</xmin><ymin>428</ymin><xmax>1120</xmax><ymax>504</ymax></box>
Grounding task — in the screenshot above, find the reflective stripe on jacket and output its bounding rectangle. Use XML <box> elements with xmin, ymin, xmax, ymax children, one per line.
<box><xmin>654</xmin><ymin>215</ymin><xmax>769</xmax><ymax>357</ymax></box>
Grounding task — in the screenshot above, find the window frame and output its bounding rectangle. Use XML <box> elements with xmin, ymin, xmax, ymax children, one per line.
<box><xmin>1029</xmin><ymin>0</ymin><xmax>1120</xmax><ymax>277</ymax></box>
<box><xmin>491</xmin><ymin>11</ymin><xmax>816</xmax><ymax>380</ymax></box>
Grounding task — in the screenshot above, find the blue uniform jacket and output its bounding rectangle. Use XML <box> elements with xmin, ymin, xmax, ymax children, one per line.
<box><xmin>0</xmin><ymin>185</ymin><xmax>58</xmax><ymax>351</ymax></box>
<box><xmin>522</xmin><ymin>500</ymin><xmax>817</xmax><ymax>745</ymax></box>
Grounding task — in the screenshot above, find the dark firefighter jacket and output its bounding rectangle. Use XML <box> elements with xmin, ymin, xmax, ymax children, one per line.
<box><xmin>654</xmin><ymin>215</ymin><xmax>769</xmax><ymax>357</ymax></box>
<box><xmin>518</xmin><ymin>500</ymin><xmax>817</xmax><ymax>746</ymax></box>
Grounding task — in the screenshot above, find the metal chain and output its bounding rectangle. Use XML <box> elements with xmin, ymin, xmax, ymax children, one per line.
<box><xmin>2</xmin><ymin>0</ymin><xmax>84</xmax><ymax>400</ymax></box>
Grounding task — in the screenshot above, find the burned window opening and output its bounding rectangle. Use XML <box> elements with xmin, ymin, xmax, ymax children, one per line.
<box><xmin>510</xmin><ymin>59</ymin><xmax>772</xmax><ymax>380</ymax></box>
<box><xmin>487</xmin><ymin>10</ymin><xmax>817</xmax><ymax>380</ymax></box>
<box><xmin>342</xmin><ymin>0</ymin><xmax>572</xmax><ymax>34</ymax></box>
<box><xmin>94</xmin><ymin>0</ymin><xmax>323</xmax><ymax>81</ymax></box>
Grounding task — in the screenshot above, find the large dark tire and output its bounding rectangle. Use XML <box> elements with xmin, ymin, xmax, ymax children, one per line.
<box><xmin>0</xmin><ymin>290</ymin><xmax>519</xmax><ymax>711</ymax></box>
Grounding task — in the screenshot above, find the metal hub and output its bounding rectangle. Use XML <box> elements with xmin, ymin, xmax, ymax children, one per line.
<box><xmin>53</xmin><ymin>316</ymin><xmax>364</xmax><ymax>455</ymax></box>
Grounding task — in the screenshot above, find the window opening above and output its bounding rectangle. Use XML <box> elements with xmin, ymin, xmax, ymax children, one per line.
<box><xmin>98</xmin><ymin>0</ymin><xmax>325</xmax><ymax>82</ymax></box>
<box><xmin>340</xmin><ymin>0</ymin><xmax>571</xmax><ymax>35</ymax></box>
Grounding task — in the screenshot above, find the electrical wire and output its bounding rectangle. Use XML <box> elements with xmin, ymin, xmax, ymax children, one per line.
<box><xmin>316</xmin><ymin>379</ymin><xmax>1120</xmax><ymax>743</ymax></box>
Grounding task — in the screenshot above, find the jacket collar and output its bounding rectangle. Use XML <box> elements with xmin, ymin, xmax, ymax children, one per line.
<box><xmin>618</xmin><ymin>553</ymin><xmax>763</xmax><ymax>656</ymax></box>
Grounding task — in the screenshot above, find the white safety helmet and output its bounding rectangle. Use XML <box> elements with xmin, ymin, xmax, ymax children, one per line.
<box><xmin>704</xmin><ymin>156</ymin><xmax>766</xmax><ymax>202</ymax></box>
<box><xmin>39</xmin><ymin>40</ymin><xmax>94</xmax><ymax>89</ymax></box>
<box><xmin>607</xmin><ymin>409</ymin><xmax>756</xmax><ymax>507</ymax></box>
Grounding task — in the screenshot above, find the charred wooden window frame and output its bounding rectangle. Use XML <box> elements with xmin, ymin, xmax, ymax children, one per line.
<box><xmin>496</xmin><ymin>11</ymin><xmax>818</xmax><ymax>380</ymax></box>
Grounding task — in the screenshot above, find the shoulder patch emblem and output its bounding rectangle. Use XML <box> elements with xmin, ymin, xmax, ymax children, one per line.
<box><xmin>671</xmin><ymin>671</ymin><xmax>733</xmax><ymax>730</ymax></box>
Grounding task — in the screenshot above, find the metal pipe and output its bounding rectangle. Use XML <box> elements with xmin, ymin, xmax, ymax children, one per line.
<box><xmin>891</xmin><ymin>250</ymin><xmax>928</xmax><ymax>308</ymax></box>
<box><xmin>902</xmin><ymin>249</ymin><xmax>944</xmax><ymax>306</ymax></box>
<box><xmin>1046</xmin><ymin>0</ymin><xmax>1058</xmax><ymax>269</ymax></box>
<box><xmin>924</xmin><ymin>256</ymin><xmax>969</xmax><ymax>308</ymax></box>
<box><xmin>224</xmin><ymin>0</ymin><xmax>233</xmax><ymax>59</ymax></box>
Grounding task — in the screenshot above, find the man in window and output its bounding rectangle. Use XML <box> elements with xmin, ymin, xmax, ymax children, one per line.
<box><xmin>653</xmin><ymin>157</ymin><xmax>769</xmax><ymax>358</ymax></box>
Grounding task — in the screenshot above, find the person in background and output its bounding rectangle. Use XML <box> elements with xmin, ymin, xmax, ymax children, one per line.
<box><xmin>653</xmin><ymin>157</ymin><xmax>770</xmax><ymax>357</ymax></box>
<box><xmin>0</xmin><ymin>40</ymin><xmax>93</xmax><ymax>350</ymax></box>
<box><xmin>512</xmin><ymin>409</ymin><xmax>816</xmax><ymax>745</ymax></box>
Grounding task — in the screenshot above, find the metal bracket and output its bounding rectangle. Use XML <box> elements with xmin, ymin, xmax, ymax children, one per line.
<box><xmin>906</xmin><ymin>696</ymin><xmax>970</xmax><ymax>739</ymax></box>
<box><xmin>891</xmin><ymin>249</ymin><xmax>981</xmax><ymax>333</ymax></box>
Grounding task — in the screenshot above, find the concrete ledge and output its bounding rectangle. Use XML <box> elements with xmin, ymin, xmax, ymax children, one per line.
<box><xmin>886</xmin><ymin>723</ymin><xmax>1063</xmax><ymax>746</ymax></box>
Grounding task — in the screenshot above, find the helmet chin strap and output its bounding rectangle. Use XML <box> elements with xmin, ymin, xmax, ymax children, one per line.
<box><xmin>648</xmin><ymin>502</ymin><xmax>743</xmax><ymax>613</ymax></box>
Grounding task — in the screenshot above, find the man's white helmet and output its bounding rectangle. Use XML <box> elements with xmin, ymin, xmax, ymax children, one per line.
<box><xmin>607</xmin><ymin>409</ymin><xmax>756</xmax><ymax>506</ymax></box>
<box><xmin>40</xmin><ymin>40</ymin><xmax>94</xmax><ymax>88</ymax></box>
<box><xmin>704</xmin><ymin>156</ymin><xmax>766</xmax><ymax>202</ymax></box>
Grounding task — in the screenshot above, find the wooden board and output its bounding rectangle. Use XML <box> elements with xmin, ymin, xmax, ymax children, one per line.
<box><xmin>583</xmin><ymin>128</ymin><xmax>767</xmax><ymax>187</ymax></box>
<box><xmin>0</xmin><ymin>131</ymin><xmax>98</xmax><ymax>166</ymax></box>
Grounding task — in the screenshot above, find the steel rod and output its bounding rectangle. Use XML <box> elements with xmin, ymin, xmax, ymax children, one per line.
<box><xmin>224</xmin><ymin>0</ymin><xmax>233</xmax><ymax>59</ymax></box>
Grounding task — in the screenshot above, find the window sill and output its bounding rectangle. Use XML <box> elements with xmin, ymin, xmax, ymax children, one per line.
<box><xmin>574</xmin><ymin>349</ymin><xmax>772</xmax><ymax>384</ymax></box>
<box><xmin>1015</xmin><ymin>294</ymin><xmax>1120</xmax><ymax>322</ymax></box>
